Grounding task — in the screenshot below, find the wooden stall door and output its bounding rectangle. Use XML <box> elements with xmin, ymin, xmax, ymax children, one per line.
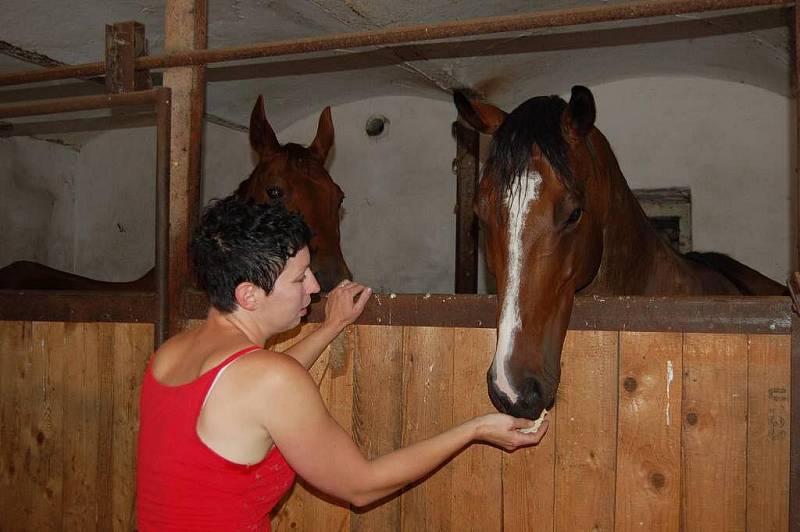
<box><xmin>272</xmin><ymin>326</ymin><xmax>790</xmax><ymax>532</ymax></box>
<box><xmin>0</xmin><ymin>321</ymin><xmax>153</xmax><ymax>532</ymax></box>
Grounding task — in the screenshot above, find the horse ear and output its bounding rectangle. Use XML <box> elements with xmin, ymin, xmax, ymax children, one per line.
<box><xmin>565</xmin><ymin>85</ymin><xmax>596</xmax><ymax>138</ymax></box>
<box><xmin>250</xmin><ymin>95</ymin><xmax>281</xmax><ymax>155</ymax></box>
<box><xmin>309</xmin><ymin>107</ymin><xmax>334</xmax><ymax>162</ymax></box>
<box><xmin>453</xmin><ymin>90</ymin><xmax>507</xmax><ymax>135</ymax></box>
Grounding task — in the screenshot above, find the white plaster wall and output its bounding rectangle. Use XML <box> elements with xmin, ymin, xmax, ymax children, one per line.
<box><xmin>72</xmin><ymin>128</ymin><xmax>156</xmax><ymax>280</ymax></box>
<box><xmin>279</xmin><ymin>96</ymin><xmax>457</xmax><ymax>293</ymax></box>
<box><xmin>591</xmin><ymin>77</ymin><xmax>792</xmax><ymax>284</ymax></box>
<box><xmin>0</xmin><ymin>136</ymin><xmax>78</xmax><ymax>270</ymax></box>
<box><xmin>0</xmin><ymin>77</ymin><xmax>793</xmax><ymax>291</ymax></box>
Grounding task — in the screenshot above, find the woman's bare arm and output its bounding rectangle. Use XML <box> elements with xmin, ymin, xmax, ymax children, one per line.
<box><xmin>259</xmin><ymin>355</ymin><xmax>547</xmax><ymax>507</ymax></box>
<box><xmin>284</xmin><ymin>281</ymin><xmax>371</xmax><ymax>369</ymax></box>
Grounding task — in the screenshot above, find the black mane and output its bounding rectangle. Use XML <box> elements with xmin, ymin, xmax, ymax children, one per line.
<box><xmin>485</xmin><ymin>95</ymin><xmax>573</xmax><ymax>198</ymax></box>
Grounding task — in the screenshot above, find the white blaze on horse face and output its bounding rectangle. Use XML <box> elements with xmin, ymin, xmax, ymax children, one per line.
<box><xmin>491</xmin><ymin>170</ymin><xmax>543</xmax><ymax>403</ymax></box>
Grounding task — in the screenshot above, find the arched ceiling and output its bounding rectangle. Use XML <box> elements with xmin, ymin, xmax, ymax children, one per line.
<box><xmin>0</xmin><ymin>1</ymin><xmax>792</xmax><ymax>133</ymax></box>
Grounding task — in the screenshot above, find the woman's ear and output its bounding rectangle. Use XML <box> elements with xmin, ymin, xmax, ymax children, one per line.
<box><xmin>234</xmin><ymin>282</ymin><xmax>260</xmax><ymax>311</ymax></box>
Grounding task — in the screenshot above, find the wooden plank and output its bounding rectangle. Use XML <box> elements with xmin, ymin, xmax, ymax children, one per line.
<box><xmin>351</xmin><ymin>325</ymin><xmax>404</xmax><ymax>532</ymax></box>
<box><xmin>503</xmin><ymin>409</ymin><xmax>556</xmax><ymax>532</ymax></box>
<box><xmin>95</xmin><ymin>323</ymin><xmax>116</xmax><ymax>531</ymax></box>
<box><xmin>2</xmin><ymin>290</ymin><xmax>788</xmax><ymax>334</ymax></box>
<box><xmin>272</xmin><ymin>322</ymin><xmax>347</xmax><ymax>532</ymax></box>
<box><xmin>400</xmin><ymin>326</ymin><xmax>455</xmax><ymax>531</ymax></box>
<box><xmin>682</xmin><ymin>333</ymin><xmax>748</xmax><ymax>532</ymax></box>
<box><xmin>19</xmin><ymin>323</ymin><xmax>66</xmax><ymax>531</ymax></box>
<box><xmin>61</xmin><ymin>323</ymin><xmax>100</xmax><ymax>530</ymax></box>
<box><xmin>296</xmin><ymin>327</ymin><xmax>354</xmax><ymax>530</ymax></box>
<box><xmin>0</xmin><ymin>291</ymin><xmax>155</xmax><ymax>326</ymax></box>
<box><xmin>554</xmin><ymin>330</ymin><xmax>618</xmax><ymax>532</ymax></box>
<box><xmin>451</xmin><ymin>327</ymin><xmax>502</xmax><ymax>531</ymax></box>
<box><xmin>747</xmin><ymin>334</ymin><xmax>790</xmax><ymax>531</ymax></box>
<box><xmin>0</xmin><ymin>321</ymin><xmax>27</xmax><ymax>526</ymax></box>
<box><xmin>112</xmin><ymin>323</ymin><xmax>153</xmax><ymax>531</ymax></box>
<box><xmin>291</xmin><ymin>293</ymin><xmax>791</xmax><ymax>333</ymax></box>
<box><xmin>615</xmin><ymin>332</ymin><xmax>682</xmax><ymax>532</ymax></box>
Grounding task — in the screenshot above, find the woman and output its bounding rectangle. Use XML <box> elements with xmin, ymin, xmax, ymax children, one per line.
<box><xmin>136</xmin><ymin>195</ymin><xmax>548</xmax><ymax>531</ymax></box>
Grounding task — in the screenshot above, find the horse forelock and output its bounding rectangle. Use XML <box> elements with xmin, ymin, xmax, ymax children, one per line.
<box><xmin>484</xmin><ymin>95</ymin><xmax>574</xmax><ymax>204</ymax></box>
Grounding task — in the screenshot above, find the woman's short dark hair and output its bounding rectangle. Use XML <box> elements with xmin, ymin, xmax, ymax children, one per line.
<box><xmin>190</xmin><ymin>194</ymin><xmax>312</xmax><ymax>312</ymax></box>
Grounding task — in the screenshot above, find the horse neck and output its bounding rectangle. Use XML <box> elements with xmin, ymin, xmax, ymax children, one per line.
<box><xmin>584</xmin><ymin>144</ymin><xmax>693</xmax><ymax>295</ymax></box>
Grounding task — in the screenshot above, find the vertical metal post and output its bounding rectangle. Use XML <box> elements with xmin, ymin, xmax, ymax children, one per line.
<box><xmin>453</xmin><ymin>119</ymin><xmax>481</xmax><ymax>294</ymax></box>
<box><xmin>155</xmin><ymin>88</ymin><xmax>172</xmax><ymax>347</ymax></box>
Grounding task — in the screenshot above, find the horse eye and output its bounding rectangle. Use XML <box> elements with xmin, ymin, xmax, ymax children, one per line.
<box><xmin>566</xmin><ymin>207</ymin><xmax>583</xmax><ymax>225</ymax></box>
<box><xmin>266</xmin><ymin>187</ymin><xmax>283</xmax><ymax>199</ymax></box>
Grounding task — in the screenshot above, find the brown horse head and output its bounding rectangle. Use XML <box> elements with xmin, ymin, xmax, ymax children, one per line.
<box><xmin>237</xmin><ymin>95</ymin><xmax>352</xmax><ymax>291</ymax></box>
<box><xmin>454</xmin><ymin>86</ymin><xmax>605</xmax><ymax>420</ymax></box>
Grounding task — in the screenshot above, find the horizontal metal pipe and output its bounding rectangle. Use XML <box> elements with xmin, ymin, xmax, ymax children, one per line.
<box><xmin>0</xmin><ymin>88</ymin><xmax>167</xmax><ymax>118</ymax></box>
<box><xmin>0</xmin><ymin>0</ymin><xmax>790</xmax><ymax>87</ymax></box>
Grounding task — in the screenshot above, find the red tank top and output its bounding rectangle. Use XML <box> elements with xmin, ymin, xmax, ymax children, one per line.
<box><xmin>136</xmin><ymin>345</ymin><xmax>296</xmax><ymax>531</ymax></box>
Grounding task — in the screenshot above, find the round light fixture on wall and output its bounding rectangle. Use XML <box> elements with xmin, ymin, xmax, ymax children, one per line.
<box><xmin>365</xmin><ymin>115</ymin><xmax>389</xmax><ymax>138</ymax></box>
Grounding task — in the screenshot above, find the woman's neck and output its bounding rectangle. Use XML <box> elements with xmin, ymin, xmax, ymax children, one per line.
<box><xmin>205</xmin><ymin>307</ymin><xmax>273</xmax><ymax>347</ymax></box>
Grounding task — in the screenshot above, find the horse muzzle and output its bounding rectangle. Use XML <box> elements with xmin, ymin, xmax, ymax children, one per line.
<box><xmin>486</xmin><ymin>370</ymin><xmax>549</xmax><ymax>421</ymax></box>
<box><xmin>313</xmin><ymin>259</ymin><xmax>353</xmax><ymax>292</ymax></box>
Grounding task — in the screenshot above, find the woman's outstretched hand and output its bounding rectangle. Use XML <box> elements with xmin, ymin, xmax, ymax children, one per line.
<box><xmin>324</xmin><ymin>280</ymin><xmax>372</xmax><ymax>330</ymax></box>
<box><xmin>471</xmin><ymin>413</ymin><xmax>549</xmax><ymax>451</ymax></box>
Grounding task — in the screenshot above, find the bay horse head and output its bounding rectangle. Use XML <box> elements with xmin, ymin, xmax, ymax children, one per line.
<box><xmin>238</xmin><ymin>95</ymin><xmax>352</xmax><ymax>291</ymax></box>
<box><xmin>454</xmin><ymin>86</ymin><xmax>604</xmax><ymax>420</ymax></box>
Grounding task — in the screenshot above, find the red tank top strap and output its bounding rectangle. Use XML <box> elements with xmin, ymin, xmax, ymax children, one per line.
<box><xmin>208</xmin><ymin>344</ymin><xmax>263</xmax><ymax>377</ymax></box>
<box><xmin>145</xmin><ymin>344</ymin><xmax>263</xmax><ymax>383</ymax></box>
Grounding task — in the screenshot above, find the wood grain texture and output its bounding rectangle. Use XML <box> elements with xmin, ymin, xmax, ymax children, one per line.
<box><xmin>682</xmin><ymin>333</ymin><xmax>748</xmax><ymax>532</ymax></box>
<box><xmin>400</xmin><ymin>326</ymin><xmax>455</xmax><ymax>532</ymax></box>
<box><xmin>451</xmin><ymin>327</ymin><xmax>502</xmax><ymax>531</ymax></box>
<box><xmin>554</xmin><ymin>330</ymin><xmax>619</xmax><ymax>532</ymax></box>
<box><xmin>615</xmin><ymin>332</ymin><xmax>682</xmax><ymax>532</ymax></box>
<box><xmin>351</xmin><ymin>325</ymin><xmax>404</xmax><ymax>532</ymax></box>
<box><xmin>746</xmin><ymin>334</ymin><xmax>790</xmax><ymax>532</ymax></box>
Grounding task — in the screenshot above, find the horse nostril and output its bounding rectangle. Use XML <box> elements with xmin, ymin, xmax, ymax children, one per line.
<box><xmin>523</xmin><ymin>377</ymin><xmax>542</xmax><ymax>402</ymax></box>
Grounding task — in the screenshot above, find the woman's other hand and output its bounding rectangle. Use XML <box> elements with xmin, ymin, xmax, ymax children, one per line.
<box><xmin>324</xmin><ymin>280</ymin><xmax>372</xmax><ymax>330</ymax></box>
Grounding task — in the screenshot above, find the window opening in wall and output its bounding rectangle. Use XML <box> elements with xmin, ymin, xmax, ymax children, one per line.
<box><xmin>632</xmin><ymin>187</ymin><xmax>692</xmax><ymax>254</ymax></box>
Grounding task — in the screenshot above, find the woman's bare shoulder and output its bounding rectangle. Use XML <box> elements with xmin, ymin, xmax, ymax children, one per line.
<box><xmin>231</xmin><ymin>348</ymin><xmax>313</xmax><ymax>388</ymax></box>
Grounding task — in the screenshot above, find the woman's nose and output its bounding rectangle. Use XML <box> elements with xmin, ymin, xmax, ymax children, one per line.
<box><xmin>306</xmin><ymin>271</ymin><xmax>321</xmax><ymax>294</ymax></box>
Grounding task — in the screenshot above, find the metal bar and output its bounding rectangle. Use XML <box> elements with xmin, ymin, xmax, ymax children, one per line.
<box><xmin>0</xmin><ymin>89</ymin><xmax>165</xmax><ymax>118</ymax></box>
<box><xmin>0</xmin><ymin>113</ymin><xmax>156</xmax><ymax>137</ymax></box>
<box><xmin>154</xmin><ymin>87</ymin><xmax>171</xmax><ymax>347</ymax></box>
<box><xmin>453</xmin><ymin>120</ymin><xmax>480</xmax><ymax>293</ymax></box>
<box><xmin>796</xmin><ymin>0</ymin><xmax>800</xmax><ymax>273</ymax></box>
<box><xmin>792</xmin><ymin>4</ymin><xmax>800</xmax><ymax>526</ymax></box>
<box><xmin>0</xmin><ymin>0</ymin><xmax>789</xmax><ymax>87</ymax></box>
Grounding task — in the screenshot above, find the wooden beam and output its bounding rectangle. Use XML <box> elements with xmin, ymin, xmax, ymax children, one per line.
<box><xmin>105</xmin><ymin>21</ymin><xmax>152</xmax><ymax>93</ymax></box>
<box><xmin>453</xmin><ymin>120</ymin><xmax>481</xmax><ymax>293</ymax></box>
<box><xmin>163</xmin><ymin>0</ymin><xmax>207</xmax><ymax>339</ymax></box>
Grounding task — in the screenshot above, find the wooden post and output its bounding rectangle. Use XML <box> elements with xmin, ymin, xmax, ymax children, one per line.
<box><xmin>104</xmin><ymin>21</ymin><xmax>151</xmax><ymax>93</ymax></box>
<box><xmin>453</xmin><ymin>120</ymin><xmax>480</xmax><ymax>294</ymax></box>
<box><xmin>163</xmin><ymin>0</ymin><xmax>207</xmax><ymax>339</ymax></box>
